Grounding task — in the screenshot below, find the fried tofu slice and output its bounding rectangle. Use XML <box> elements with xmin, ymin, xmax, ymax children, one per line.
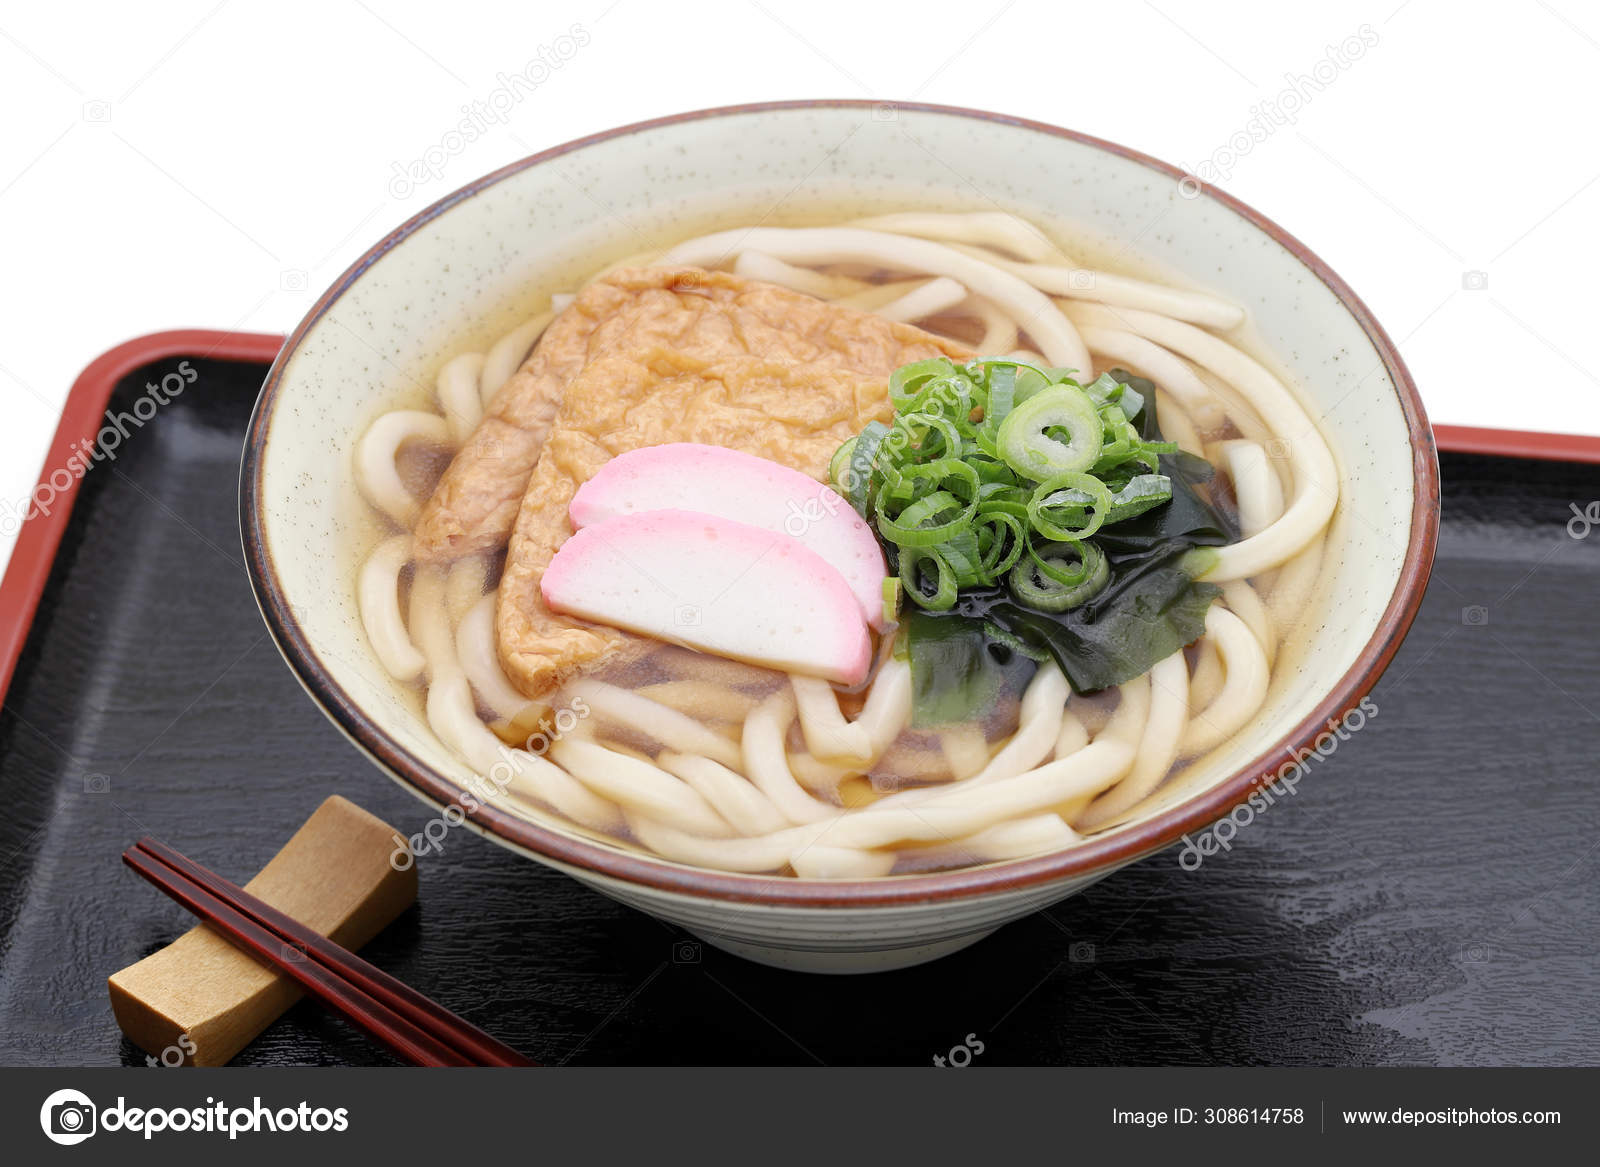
<box><xmin>412</xmin><ymin>266</ymin><xmax>967</xmax><ymax>563</ymax></box>
<box><xmin>478</xmin><ymin>268</ymin><xmax>971</xmax><ymax>698</ymax></box>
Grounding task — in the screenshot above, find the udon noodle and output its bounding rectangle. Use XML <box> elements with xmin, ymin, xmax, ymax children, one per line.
<box><xmin>352</xmin><ymin>209</ymin><xmax>1334</xmax><ymax>877</ymax></box>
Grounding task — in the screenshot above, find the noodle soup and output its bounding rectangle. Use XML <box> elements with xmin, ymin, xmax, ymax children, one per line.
<box><xmin>351</xmin><ymin>208</ymin><xmax>1335</xmax><ymax>879</ymax></box>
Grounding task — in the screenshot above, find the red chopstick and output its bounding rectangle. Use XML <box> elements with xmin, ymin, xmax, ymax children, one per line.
<box><xmin>122</xmin><ymin>837</ymin><xmax>534</xmax><ymax>1067</ymax></box>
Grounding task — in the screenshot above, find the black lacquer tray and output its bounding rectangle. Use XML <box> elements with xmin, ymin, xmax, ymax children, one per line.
<box><xmin>2</xmin><ymin>334</ymin><xmax>1596</xmax><ymax>1066</ymax></box>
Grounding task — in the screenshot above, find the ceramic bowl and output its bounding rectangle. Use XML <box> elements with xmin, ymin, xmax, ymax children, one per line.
<box><xmin>241</xmin><ymin>101</ymin><xmax>1438</xmax><ymax>973</ymax></box>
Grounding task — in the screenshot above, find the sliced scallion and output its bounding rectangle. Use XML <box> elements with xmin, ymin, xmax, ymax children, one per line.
<box><xmin>1105</xmin><ymin>474</ymin><xmax>1174</xmax><ymax>523</ymax></box>
<box><xmin>900</xmin><ymin>546</ymin><xmax>958</xmax><ymax>610</ymax></box>
<box><xmin>1027</xmin><ymin>472</ymin><xmax>1113</xmax><ymax>541</ymax></box>
<box><xmin>1010</xmin><ymin>539</ymin><xmax>1109</xmax><ymax>611</ymax></box>
<box><xmin>996</xmin><ymin>385</ymin><xmax>1103</xmax><ymax>480</ymax></box>
<box><xmin>831</xmin><ymin>358</ymin><xmax>1204</xmax><ymax>621</ymax></box>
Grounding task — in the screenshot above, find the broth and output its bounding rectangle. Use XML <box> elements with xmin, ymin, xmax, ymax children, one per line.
<box><xmin>349</xmin><ymin>205</ymin><xmax>1335</xmax><ymax>878</ymax></box>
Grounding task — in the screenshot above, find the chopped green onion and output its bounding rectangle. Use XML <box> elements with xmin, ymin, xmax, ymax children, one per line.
<box><xmin>1105</xmin><ymin>474</ymin><xmax>1174</xmax><ymax>523</ymax></box>
<box><xmin>1027</xmin><ymin>472</ymin><xmax>1113</xmax><ymax>541</ymax></box>
<box><xmin>981</xmin><ymin>362</ymin><xmax>1016</xmax><ymax>434</ymax></box>
<box><xmin>890</xmin><ymin>358</ymin><xmax>961</xmax><ymax>411</ymax></box>
<box><xmin>900</xmin><ymin>546</ymin><xmax>958</xmax><ymax>610</ymax></box>
<box><xmin>877</xmin><ymin>489</ymin><xmax>960</xmax><ymax>542</ymax></box>
<box><xmin>980</xmin><ymin>620</ymin><xmax>1051</xmax><ymax>661</ymax></box>
<box><xmin>1083</xmin><ymin>371</ymin><xmax>1144</xmax><ymax>421</ymax></box>
<box><xmin>842</xmin><ymin>421</ymin><xmax>889</xmax><ymax>516</ymax></box>
<box><xmin>890</xmin><ymin>410</ymin><xmax>964</xmax><ymax>463</ymax></box>
<box><xmin>831</xmin><ymin>357</ymin><xmax>1211</xmax><ymax>625</ymax></box>
<box><xmin>975</xmin><ymin>507</ymin><xmax>1028</xmax><ymax>579</ymax></box>
<box><xmin>996</xmin><ymin>385</ymin><xmax>1103</xmax><ymax>480</ymax></box>
<box><xmin>1010</xmin><ymin>539</ymin><xmax>1109</xmax><ymax>611</ymax></box>
<box><xmin>829</xmin><ymin>438</ymin><xmax>856</xmax><ymax>491</ymax></box>
<box><xmin>882</xmin><ymin>576</ymin><xmax>903</xmax><ymax>624</ymax></box>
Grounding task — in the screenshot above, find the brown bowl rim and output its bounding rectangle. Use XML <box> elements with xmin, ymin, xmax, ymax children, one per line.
<box><xmin>240</xmin><ymin>99</ymin><xmax>1440</xmax><ymax>908</ymax></box>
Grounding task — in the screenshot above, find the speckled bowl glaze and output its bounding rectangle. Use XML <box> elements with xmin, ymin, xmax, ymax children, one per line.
<box><xmin>241</xmin><ymin>101</ymin><xmax>1438</xmax><ymax>973</ymax></box>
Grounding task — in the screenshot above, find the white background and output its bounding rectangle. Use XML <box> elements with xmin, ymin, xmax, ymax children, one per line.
<box><xmin>3</xmin><ymin>0</ymin><xmax>1597</xmax><ymax>580</ymax></box>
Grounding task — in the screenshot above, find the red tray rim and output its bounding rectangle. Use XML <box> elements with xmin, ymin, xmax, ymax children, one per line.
<box><xmin>0</xmin><ymin>330</ymin><xmax>283</xmax><ymax>704</ymax></box>
<box><xmin>1</xmin><ymin>330</ymin><xmax>1594</xmax><ymax>709</ymax></box>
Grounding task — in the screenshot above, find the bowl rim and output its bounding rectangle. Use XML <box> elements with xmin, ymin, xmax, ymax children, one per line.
<box><xmin>240</xmin><ymin>99</ymin><xmax>1440</xmax><ymax>908</ymax></box>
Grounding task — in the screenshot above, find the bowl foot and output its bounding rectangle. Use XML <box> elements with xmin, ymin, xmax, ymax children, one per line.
<box><xmin>686</xmin><ymin>927</ymin><xmax>997</xmax><ymax>974</ymax></box>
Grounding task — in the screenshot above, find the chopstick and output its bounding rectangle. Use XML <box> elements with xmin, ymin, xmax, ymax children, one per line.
<box><xmin>122</xmin><ymin>837</ymin><xmax>534</xmax><ymax>1067</ymax></box>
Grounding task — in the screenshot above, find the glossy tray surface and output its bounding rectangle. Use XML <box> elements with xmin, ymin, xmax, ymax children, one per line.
<box><xmin>1</xmin><ymin>346</ymin><xmax>1596</xmax><ymax>1066</ymax></box>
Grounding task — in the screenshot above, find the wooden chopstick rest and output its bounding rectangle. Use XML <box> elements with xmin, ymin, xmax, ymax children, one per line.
<box><xmin>108</xmin><ymin>795</ymin><xmax>418</xmax><ymax>1066</ymax></box>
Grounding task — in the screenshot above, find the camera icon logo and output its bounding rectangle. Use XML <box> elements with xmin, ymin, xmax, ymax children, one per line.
<box><xmin>672</xmin><ymin>939</ymin><xmax>701</xmax><ymax>964</ymax></box>
<box><xmin>1067</xmin><ymin>269</ymin><xmax>1096</xmax><ymax>291</ymax></box>
<box><xmin>872</xmin><ymin>103</ymin><xmax>899</xmax><ymax>122</ymax></box>
<box><xmin>81</xmin><ymin>100</ymin><xmax>112</xmax><ymax>123</ymax></box>
<box><xmin>1461</xmin><ymin>605</ymin><xmax>1489</xmax><ymax>627</ymax></box>
<box><xmin>280</xmin><ymin>269</ymin><xmax>309</xmax><ymax>293</ymax></box>
<box><xmin>1461</xmin><ymin>270</ymin><xmax>1489</xmax><ymax>291</ymax></box>
<box><xmin>673</xmin><ymin>604</ymin><xmax>701</xmax><ymax>627</ymax></box>
<box><xmin>40</xmin><ymin>1088</ymin><xmax>97</xmax><ymax>1145</ymax></box>
<box><xmin>1068</xmin><ymin>941</ymin><xmax>1096</xmax><ymax>963</ymax></box>
<box><xmin>83</xmin><ymin>774</ymin><xmax>110</xmax><ymax>794</ymax></box>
